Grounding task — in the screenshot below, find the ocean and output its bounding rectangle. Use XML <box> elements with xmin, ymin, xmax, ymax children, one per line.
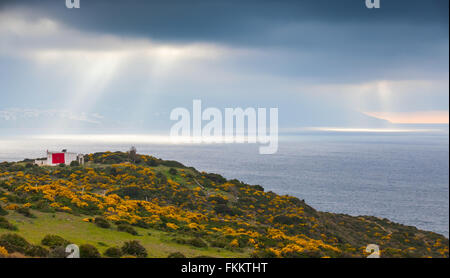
<box><xmin>0</xmin><ymin>131</ymin><xmax>448</xmax><ymax>237</ymax></box>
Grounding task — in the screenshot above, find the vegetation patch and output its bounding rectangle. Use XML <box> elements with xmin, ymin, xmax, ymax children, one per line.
<box><xmin>0</xmin><ymin>151</ymin><xmax>447</xmax><ymax>258</ymax></box>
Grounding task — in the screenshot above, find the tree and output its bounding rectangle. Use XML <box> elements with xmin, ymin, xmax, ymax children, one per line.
<box><xmin>128</xmin><ymin>146</ymin><xmax>137</xmax><ymax>164</ymax></box>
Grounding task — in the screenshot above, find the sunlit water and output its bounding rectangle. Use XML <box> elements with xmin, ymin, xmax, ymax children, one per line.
<box><xmin>0</xmin><ymin>131</ymin><xmax>448</xmax><ymax>237</ymax></box>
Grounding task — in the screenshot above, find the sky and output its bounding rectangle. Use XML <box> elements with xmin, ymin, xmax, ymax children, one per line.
<box><xmin>0</xmin><ymin>0</ymin><xmax>448</xmax><ymax>134</ymax></box>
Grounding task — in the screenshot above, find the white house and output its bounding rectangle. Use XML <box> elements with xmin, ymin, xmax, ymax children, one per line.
<box><xmin>35</xmin><ymin>150</ymin><xmax>84</xmax><ymax>166</ymax></box>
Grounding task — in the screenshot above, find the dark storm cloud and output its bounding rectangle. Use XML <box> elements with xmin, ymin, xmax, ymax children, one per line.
<box><xmin>0</xmin><ymin>0</ymin><xmax>448</xmax><ymax>129</ymax></box>
<box><xmin>2</xmin><ymin>0</ymin><xmax>448</xmax><ymax>83</ymax></box>
<box><xmin>2</xmin><ymin>0</ymin><xmax>448</xmax><ymax>45</ymax></box>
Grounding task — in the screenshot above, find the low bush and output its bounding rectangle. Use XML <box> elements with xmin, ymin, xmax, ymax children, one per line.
<box><xmin>213</xmin><ymin>204</ymin><xmax>241</xmax><ymax>216</ymax></box>
<box><xmin>94</xmin><ymin>216</ymin><xmax>111</xmax><ymax>229</ymax></box>
<box><xmin>41</xmin><ymin>234</ymin><xmax>70</xmax><ymax>249</ymax></box>
<box><xmin>79</xmin><ymin>244</ymin><xmax>101</xmax><ymax>258</ymax></box>
<box><xmin>251</xmin><ymin>249</ymin><xmax>278</xmax><ymax>258</ymax></box>
<box><xmin>0</xmin><ymin>205</ymin><xmax>8</xmax><ymax>216</ymax></box>
<box><xmin>48</xmin><ymin>246</ymin><xmax>67</xmax><ymax>258</ymax></box>
<box><xmin>273</xmin><ymin>215</ymin><xmax>304</xmax><ymax>225</ymax></box>
<box><xmin>0</xmin><ymin>217</ymin><xmax>17</xmax><ymax>231</ymax></box>
<box><xmin>17</xmin><ymin>207</ymin><xmax>35</xmax><ymax>218</ymax></box>
<box><xmin>25</xmin><ymin>245</ymin><xmax>49</xmax><ymax>257</ymax></box>
<box><xmin>0</xmin><ymin>246</ymin><xmax>8</xmax><ymax>258</ymax></box>
<box><xmin>160</xmin><ymin>160</ymin><xmax>185</xmax><ymax>168</ymax></box>
<box><xmin>167</xmin><ymin>252</ymin><xmax>186</xmax><ymax>258</ymax></box>
<box><xmin>210</xmin><ymin>238</ymin><xmax>228</xmax><ymax>248</ymax></box>
<box><xmin>189</xmin><ymin>237</ymin><xmax>208</xmax><ymax>248</ymax></box>
<box><xmin>168</xmin><ymin>168</ymin><xmax>177</xmax><ymax>175</ymax></box>
<box><xmin>175</xmin><ymin>237</ymin><xmax>208</xmax><ymax>248</ymax></box>
<box><xmin>70</xmin><ymin>161</ymin><xmax>80</xmax><ymax>167</ymax></box>
<box><xmin>117</xmin><ymin>224</ymin><xmax>138</xmax><ymax>236</ymax></box>
<box><xmin>121</xmin><ymin>240</ymin><xmax>147</xmax><ymax>258</ymax></box>
<box><xmin>104</xmin><ymin>246</ymin><xmax>123</xmax><ymax>258</ymax></box>
<box><xmin>0</xmin><ymin>233</ymin><xmax>30</xmax><ymax>253</ymax></box>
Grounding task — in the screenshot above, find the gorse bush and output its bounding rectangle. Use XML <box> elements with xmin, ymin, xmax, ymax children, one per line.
<box><xmin>70</xmin><ymin>161</ymin><xmax>80</xmax><ymax>167</ymax></box>
<box><xmin>168</xmin><ymin>168</ymin><xmax>177</xmax><ymax>176</ymax></box>
<box><xmin>41</xmin><ymin>234</ymin><xmax>70</xmax><ymax>249</ymax></box>
<box><xmin>175</xmin><ymin>237</ymin><xmax>208</xmax><ymax>248</ymax></box>
<box><xmin>189</xmin><ymin>237</ymin><xmax>208</xmax><ymax>248</ymax></box>
<box><xmin>209</xmin><ymin>238</ymin><xmax>228</xmax><ymax>248</ymax></box>
<box><xmin>79</xmin><ymin>244</ymin><xmax>101</xmax><ymax>258</ymax></box>
<box><xmin>167</xmin><ymin>252</ymin><xmax>186</xmax><ymax>258</ymax></box>
<box><xmin>48</xmin><ymin>246</ymin><xmax>68</xmax><ymax>258</ymax></box>
<box><xmin>121</xmin><ymin>240</ymin><xmax>147</xmax><ymax>258</ymax></box>
<box><xmin>273</xmin><ymin>215</ymin><xmax>304</xmax><ymax>225</ymax></box>
<box><xmin>0</xmin><ymin>233</ymin><xmax>30</xmax><ymax>253</ymax></box>
<box><xmin>0</xmin><ymin>205</ymin><xmax>8</xmax><ymax>216</ymax></box>
<box><xmin>94</xmin><ymin>216</ymin><xmax>111</xmax><ymax>229</ymax></box>
<box><xmin>117</xmin><ymin>224</ymin><xmax>138</xmax><ymax>236</ymax></box>
<box><xmin>104</xmin><ymin>246</ymin><xmax>123</xmax><ymax>258</ymax></box>
<box><xmin>17</xmin><ymin>207</ymin><xmax>35</xmax><ymax>218</ymax></box>
<box><xmin>0</xmin><ymin>246</ymin><xmax>8</xmax><ymax>258</ymax></box>
<box><xmin>25</xmin><ymin>245</ymin><xmax>49</xmax><ymax>257</ymax></box>
<box><xmin>0</xmin><ymin>216</ymin><xmax>17</xmax><ymax>231</ymax></box>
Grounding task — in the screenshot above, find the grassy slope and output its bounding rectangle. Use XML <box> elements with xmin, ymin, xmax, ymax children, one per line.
<box><xmin>1</xmin><ymin>210</ymin><xmax>246</xmax><ymax>258</ymax></box>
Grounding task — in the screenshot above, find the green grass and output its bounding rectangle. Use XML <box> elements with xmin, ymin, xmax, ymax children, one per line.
<box><xmin>0</xmin><ymin>210</ymin><xmax>247</xmax><ymax>258</ymax></box>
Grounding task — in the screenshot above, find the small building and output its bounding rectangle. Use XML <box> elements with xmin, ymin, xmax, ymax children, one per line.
<box><xmin>35</xmin><ymin>150</ymin><xmax>84</xmax><ymax>166</ymax></box>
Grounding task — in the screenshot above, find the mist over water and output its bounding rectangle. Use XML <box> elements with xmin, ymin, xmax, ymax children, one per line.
<box><xmin>0</xmin><ymin>131</ymin><xmax>448</xmax><ymax>237</ymax></box>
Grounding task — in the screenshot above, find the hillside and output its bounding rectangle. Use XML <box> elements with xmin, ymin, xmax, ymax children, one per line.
<box><xmin>0</xmin><ymin>151</ymin><xmax>448</xmax><ymax>258</ymax></box>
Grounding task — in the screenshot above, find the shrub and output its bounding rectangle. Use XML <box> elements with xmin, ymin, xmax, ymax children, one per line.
<box><xmin>104</xmin><ymin>246</ymin><xmax>123</xmax><ymax>258</ymax></box>
<box><xmin>41</xmin><ymin>234</ymin><xmax>70</xmax><ymax>249</ymax></box>
<box><xmin>79</xmin><ymin>244</ymin><xmax>101</xmax><ymax>258</ymax></box>
<box><xmin>0</xmin><ymin>233</ymin><xmax>30</xmax><ymax>253</ymax></box>
<box><xmin>175</xmin><ymin>237</ymin><xmax>208</xmax><ymax>248</ymax></box>
<box><xmin>0</xmin><ymin>217</ymin><xmax>17</xmax><ymax>231</ymax></box>
<box><xmin>250</xmin><ymin>248</ymin><xmax>280</xmax><ymax>258</ymax></box>
<box><xmin>273</xmin><ymin>215</ymin><xmax>304</xmax><ymax>225</ymax></box>
<box><xmin>203</xmin><ymin>173</ymin><xmax>226</xmax><ymax>184</ymax></box>
<box><xmin>25</xmin><ymin>245</ymin><xmax>49</xmax><ymax>257</ymax></box>
<box><xmin>110</xmin><ymin>187</ymin><xmax>153</xmax><ymax>201</ymax></box>
<box><xmin>213</xmin><ymin>204</ymin><xmax>241</xmax><ymax>216</ymax></box>
<box><xmin>167</xmin><ymin>252</ymin><xmax>186</xmax><ymax>258</ymax></box>
<box><xmin>33</xmin><ymin>200</ymin><xmax>53</xmax><ymax>212</ymax></box>
<box><xmin>135</xmin><ymin>220</ymin><xmax>150</xmax><ymax>229</ymax></box>
<box><xmin>189</xmin><ymin>237</ymin><xmax>208</xmax><ymax>248</ymax></box>
<box><xmin>7</xmin><ymin>252</ymin><xmax>27</xmax><ymax>258</ymax></box>
<box><xmin>0</xmin><ymin>246</ymin><xmax>8</xmax><ymax>258</ymax></box>
<box><xmin>17</xmin><ymin>207</ymin><xmax>35</xmax><ymax>218</ymax></box>
<box><xmin>94</xmin><ymin>216</ymin><xmax>111</xmax><ymax>229</ymax></box>
<box><xmin>210</xmin><ymin>238</ymin><xmax>228</xmax><ymax>248</ymax></box>
<box><xmin>121</xmin><ymin>240</ymin><xmax>147</xmax><ymax>258</ymax></box>
<box><xmin>70</xmin><ymin>161</ymin><xmax>80</xmax><ymax>167</ymax></box>
<box><xmin>145</xmin><ymin>159</ymin><xmax>158</xmax><ymax>167</ymax></box>
<box><xmin>117</xmin><ymin>224</ymin><xmax>138</xmax><ymax>236</ymax></box>
<box><xmin>48</xmin><ymin>246</ymin><xmax>67</xmax><ymax>258</ymax></box>
<box><xmin>208</xmin><ymin>196</ymin><xmax>228</xmax><ymax>205</ymax></box>
<box><xmin>168</xmin><ymin>168</ymin><xmax>177</xmax><ymax>175</ymax></box>
<box><xmin>0</xmin><ymin>205</ymin><xmax>8</xmax><ymax>216</ymax></box>
<box><xmin>160</xmin><ymin>160</ymin><xmax>185</xmax><ymax>168</ymax></box>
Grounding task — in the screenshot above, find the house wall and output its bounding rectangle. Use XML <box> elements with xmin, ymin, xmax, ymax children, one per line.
<box><xmin>40</xmin><ymin>152</ymin><xmax>83</xmax><ymax>166</ymax></box>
